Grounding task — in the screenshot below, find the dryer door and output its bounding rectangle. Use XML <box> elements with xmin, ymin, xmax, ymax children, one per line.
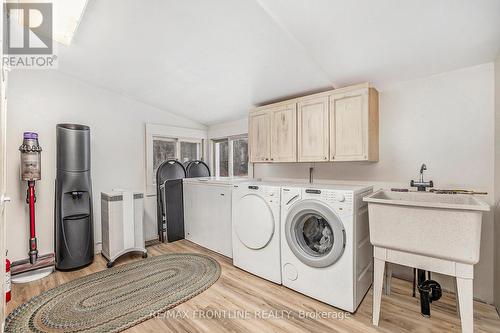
<box><xmin>285</xmin><ymin>200</ymin><xmax>345</xmax><ymax>268</ymax></box>
<box><xmin>234</xmin><ymin>193</ymin><xmax>275</xmax><ymax>250</ymax></box>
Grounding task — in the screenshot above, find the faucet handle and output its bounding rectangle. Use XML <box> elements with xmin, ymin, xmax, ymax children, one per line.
<box><xmin>410</xmin><ymin>179</ymin><xmax>434</xmax><ymax>192</ymax></box>
<box><xmin>420</xmin><ymin>164</ymin><xmax>427</xmax><ymax>174</ymax></box>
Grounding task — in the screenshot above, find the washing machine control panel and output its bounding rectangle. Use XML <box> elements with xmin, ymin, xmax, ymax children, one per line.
<box><xmin>303</xmin><ymin>189</ymin><xmax>354</xmax><ymax>215</ymax></box>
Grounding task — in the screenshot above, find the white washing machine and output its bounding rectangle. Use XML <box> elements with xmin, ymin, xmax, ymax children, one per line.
<box><xmin>232</xmin><ymin>182</ymin><xmax>281</xmax><ymax>284</ymax></box>
<box><xmin>281</xmin><ymin>183</ymin><xmax>373</xmax><ymax>312</ymax></box>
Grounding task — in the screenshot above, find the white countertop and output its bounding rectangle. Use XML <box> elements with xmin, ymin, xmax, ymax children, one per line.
<box><xmin>182</xmin><ymin>176</ymin><xmax>254</xmax><ymax>185</ymax></box>
<box><xmin>235</xmin><ymin>179</ymin><xmax>373</xmax><ymax>194</ymax></box>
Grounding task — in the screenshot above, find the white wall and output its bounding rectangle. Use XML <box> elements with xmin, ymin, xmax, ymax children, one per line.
<box><xmin>246</xmin><ymin>63</ymin><xmax>495</xmax><ymax>303</ymax></box>
<box><xmin>207</xmin><ymin>118</ymin><xmax>248</xmax><ymax>140</ymax></box>
<box><xmin>6</xmin><ymin>70</ymin><xmax>206</xmax><ymax>261</ymax></box>
<box><xmin>494</xmin><ymin>54</ymin><xmax>500</xmax><ymax>312</ymax></box>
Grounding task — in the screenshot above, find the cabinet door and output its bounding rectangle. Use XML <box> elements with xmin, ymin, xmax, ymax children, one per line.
<box><xmin>249</xmin><ymin>110</ymin><xmax>271</xmax><ymax>162</ymax></box>
<box><xmin>270</xmin><ymin>104</ymin><xmax>296</xmax><ymax>162</ymax></box>
<box><xmin>330</xmin><ymin>89</ymin><xmax>369</xmax><ymax>161</ymax></box>
<box><xmin>297</xmin><ymin>96</ymin><xmax>329</xmax><ymax>162</ymax></box>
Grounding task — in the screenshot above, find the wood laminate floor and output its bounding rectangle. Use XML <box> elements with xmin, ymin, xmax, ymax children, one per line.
<box><xmin>7</xmin><ymin>240</ymin><xmax>500</xmax><ymax>332</ymax></box>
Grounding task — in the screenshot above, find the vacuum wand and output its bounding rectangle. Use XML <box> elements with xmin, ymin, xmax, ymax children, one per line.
<box><xmin>27</xmin><ymin>181</ymin><xmax>38</xmax><ymax>264</ymax></box>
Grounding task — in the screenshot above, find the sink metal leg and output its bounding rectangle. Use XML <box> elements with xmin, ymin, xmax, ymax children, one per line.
<box><xmin>373</xmin><ymin>257</ymin><xmax>385</xmax><ymax>326</ymax></box>
<box><xmin>456</xmin><ymin>277</ymin><xmax>473</xmax><ymax>333</ymax></box>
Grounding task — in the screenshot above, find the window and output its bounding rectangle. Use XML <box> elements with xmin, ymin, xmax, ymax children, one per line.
<box><xmin>14</xmin><ymin>0</ymin><xmax>90</xmax><ymax>46</ymax></box>
<box><xmin>214</xmin><ymin>139</ymin><xmax>229</xmax><ymax>177</ymax></box>
<box><xmin>232</xmin><ymin>137</ymin><xmax>249</xmax><ymax>177</ymax></box>
<box><xmin>153</xmin><ymin>138</ymin><xmax>176</xmax><ymax>175</ymax></box>
<box><xmin>213</xmin><ymin>136</ymin><xmax>248</xmax><ymax>177</ymax></box>
<box><xmin>150</xmin><ymin>136</ymin><xmax>203</xmax><ymax>185</ymax></box>
<box><xmin>180</xmin><ymin>141</ymin><xmax>201</xmax><ymax>164</ymax></box>
<box><xmin>146</xmin><ymin>123</ymin><xmax>207</xmax><ymax>192</ymax></box>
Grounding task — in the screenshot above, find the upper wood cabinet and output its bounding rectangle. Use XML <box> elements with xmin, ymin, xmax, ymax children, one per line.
<box><xmin>270</xmin><ymin>103</ymin><xmax>297</xmax><ymax>162</ymax></box>
<box><xmin>297</xmin><ymin>96</ymin><xmax>329</xmax><ymax>162</ymax></box>
<box><xmin>329</xmin><ymin>87</ymin><xmax>379</xmax><ymax>161</ymax></box>
<box><xmin>248</xmin><ymin>83</ymin><xmax>379</xmax><ymax>163</ymax></box>
<box><xmin>249</xmin><ymin>109</ymin><xmax>271</xmax><ymax>162</ymax></box>
<box><xmin>249</xmin><ymin>103</ymin><xmax>297</xmax><ymax>163</ymax></box>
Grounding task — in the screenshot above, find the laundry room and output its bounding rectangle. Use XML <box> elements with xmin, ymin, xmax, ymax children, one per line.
<box><xmin>0</xmin><ymin>1</ymin><xmax>499</xmax><ymax>333</ymax></box>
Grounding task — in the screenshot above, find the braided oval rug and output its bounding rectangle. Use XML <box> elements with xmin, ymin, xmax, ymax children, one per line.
<box><xmin>5</xmin><ymin>253</ymin><xmax>221</xmax><ymax>333</ymax></box>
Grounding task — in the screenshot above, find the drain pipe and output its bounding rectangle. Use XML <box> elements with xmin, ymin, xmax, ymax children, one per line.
<box><xmin>309</xmin><ymin>164</ymin><xmax>314</xmax><ymax>184</ymax></box>
<box><xmin>410</xmin><ymin>163</ymin><xmax>442</xmax><ymax>317</ymax></box>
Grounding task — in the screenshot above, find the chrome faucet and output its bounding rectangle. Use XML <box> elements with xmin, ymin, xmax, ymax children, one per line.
<box><xmin>410</xmin><ymin>163</ymin><xmax>434</xmax><ymax>191</ymax></box>
<box><xmin>419</xmin><ymin>164</ymin><xmax>426</xmax><ymax>182</ymax></box>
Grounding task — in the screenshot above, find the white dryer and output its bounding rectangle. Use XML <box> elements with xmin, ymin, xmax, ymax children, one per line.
<box><xmin>281</xmin><ymin>184</ymin><xmax>373</xmax><ymax>312</ymax></box>
<box><xmin>232</xmin><ymin>182</ymin><xmax>281</xmax><ymax>284</ymax></box>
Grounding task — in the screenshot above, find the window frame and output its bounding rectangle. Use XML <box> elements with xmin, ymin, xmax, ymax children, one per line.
<box><xmin>146</xmin><ymin>123</ymin><xmax>207</xmax><ymax>194</ymax></box>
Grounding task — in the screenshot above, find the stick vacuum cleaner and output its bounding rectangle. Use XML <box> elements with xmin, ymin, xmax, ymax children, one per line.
<box><xmin>11</xmin><ymin>133</ymin><xmax>54</xmax><ymax>283</ymax></box>
<box><xmin>19</xmin><ymin>132</ymin><xmax>42</xmax><ymax>263</ymax></box>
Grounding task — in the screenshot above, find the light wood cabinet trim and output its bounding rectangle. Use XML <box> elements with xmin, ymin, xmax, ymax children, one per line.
<box><xmin>252</xmin><ymin>83</ymin><xmax>370</xmax><ymax>112</ymax></box>
<box><xmin>368</xmin><ymin>87</ymin><xmax>380</xmax><ymax>161</ymax></box>
<box><xmin>254</xmin><ymin>98</ymin><xmax>299</xmax><ymax>112</ymax></box>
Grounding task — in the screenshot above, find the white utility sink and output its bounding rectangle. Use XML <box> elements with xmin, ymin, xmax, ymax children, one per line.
<box><xmin>364</xmin><ymin>189</ymin><xmax>489</xmax><ymax>264</ymax></box>
<box><xmin>364</xmin><ymin>189</ymin><xmax>490</xmax><ymax>333</ymax></box>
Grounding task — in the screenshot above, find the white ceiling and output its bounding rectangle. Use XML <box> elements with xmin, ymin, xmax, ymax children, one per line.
<box><xmin>56</xmin><ymin>0</ymin><xmax>500</xmax><ymax>125</ymax></box>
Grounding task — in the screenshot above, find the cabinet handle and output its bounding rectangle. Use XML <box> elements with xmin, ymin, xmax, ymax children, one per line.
<box><xmin>265</xmin><ymin>158</ymin><xmax>269</xmax><ymax>161</ymax></box>
<box><xmin>324</xmin><ymin>156</ymin><xmax>327</xmax><ymax>160</ymax></box>
<box><xmin>270</xmin><ymin>158</ymin><xmax>274</xmax><ymax>161</ymax></box>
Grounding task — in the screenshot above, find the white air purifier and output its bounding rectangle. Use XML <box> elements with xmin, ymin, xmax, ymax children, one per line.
<box><xmin>101</xmin><ymin>190</ymin><xmax>147</xmax><ymax>267</ymax></box>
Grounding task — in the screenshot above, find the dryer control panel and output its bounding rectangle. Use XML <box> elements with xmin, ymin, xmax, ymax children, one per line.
<box><xmin>237</xmin><ymin>184</ymin><xmax>280</xmax><ymax>206</ymax></box>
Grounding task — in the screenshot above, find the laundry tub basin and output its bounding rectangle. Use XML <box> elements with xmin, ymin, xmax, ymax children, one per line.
<box><xmin>363</xmin><ymin>190</ymin><xmax>489</xmax><ymax>264</ymax></box>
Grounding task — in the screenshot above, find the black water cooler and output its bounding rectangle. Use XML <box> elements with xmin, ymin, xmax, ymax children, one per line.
<box><xmin>55</xmin><ymin>124</ymin><xmax>94</xmax><ymax>270</ymax></box>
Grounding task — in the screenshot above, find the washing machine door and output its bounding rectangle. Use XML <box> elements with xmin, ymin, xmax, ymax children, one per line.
<box><xmin>234</xmin><ymin>192</ymin><xmax>275</xmax><ymax>250</ymax></box>
<box><xmin>285</xmin><ymin>200</ymin><xmax>345</xmax><ymax>268</ymax></box>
